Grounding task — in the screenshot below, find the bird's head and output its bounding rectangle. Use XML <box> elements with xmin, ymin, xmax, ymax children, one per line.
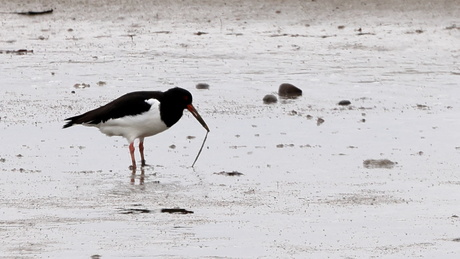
<box><xmin>164</xmin><ymin>87</ymin><xmax>209</xmax><ymax>132</ymax></box>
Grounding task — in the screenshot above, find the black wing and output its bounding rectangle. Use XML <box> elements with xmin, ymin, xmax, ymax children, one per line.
<box><xmin>63</xmin><ymin>91</ymin><xmax>163</xmax><ymax>128</ymax></box>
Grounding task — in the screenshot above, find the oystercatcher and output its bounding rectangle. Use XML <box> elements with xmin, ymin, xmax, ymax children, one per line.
<box><xmin>63</xmin><ymin>87</ymin><xmax>209</xmax><ymax>169</ymax></box>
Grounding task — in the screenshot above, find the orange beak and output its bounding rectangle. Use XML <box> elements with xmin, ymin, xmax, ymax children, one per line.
<box><xmin>187</xmin><ymin>104</ymin><xmax>210</xmax><ymax>132</ymax></box>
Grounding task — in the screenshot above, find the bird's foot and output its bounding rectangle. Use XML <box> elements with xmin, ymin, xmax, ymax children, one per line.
<box><xmin>129</xmin><ymin>164</ymin><xmax>137</xmax><ymax>171</ymax></box>
<box><xmin>141</xmin><ymin>160</ymin><xmax>151</xmax><ymax>168</ymax></box>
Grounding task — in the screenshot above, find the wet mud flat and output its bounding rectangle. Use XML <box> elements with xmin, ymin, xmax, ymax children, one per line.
<box><xmin>1</xmin><ymin>0</ymin><xmax>460</xmax><ymax>258</ymax></box>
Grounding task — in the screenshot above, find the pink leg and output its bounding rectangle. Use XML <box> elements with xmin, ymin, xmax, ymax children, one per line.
<box><xmin>139</xmin><ymin>140</ymin><xmax>146</xmax><ymax>167</ymax></box>
<box><xmin>129</xmin><ymin>143</ymin><xmax>136</xmax><ymax>169</ymax></box>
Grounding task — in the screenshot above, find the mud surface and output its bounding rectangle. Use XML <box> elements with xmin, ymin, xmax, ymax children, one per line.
<box><xmin>1</xmin><ymin>0</ymin><xmax>460</xmax><ymax>258</ymax></box>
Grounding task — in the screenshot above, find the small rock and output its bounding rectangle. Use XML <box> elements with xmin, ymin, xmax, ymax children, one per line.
<box><xmin>338</xmin><ymin>100</ymin><xmax>351</xmax><ymax>106</ymax></box>
<box><xmin>196</xmin><ymin>83</ymin><xmax>209</xmax><ymax>89</ymax></box>
<box><xmin>263</xmin><ymin>94</ymin><xmax>277</xmax><ymax>104</ymax></box>
<box><xmin>278</xmin><ymin>83</ymin><xmax>302</xmax><ymax>98</ymax></box>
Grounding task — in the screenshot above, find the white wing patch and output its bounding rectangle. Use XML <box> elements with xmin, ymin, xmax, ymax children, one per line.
<box><xmin>145</xmin><ymin>98</ymin><xmax>158</xmax><ymax>105</ymax></box>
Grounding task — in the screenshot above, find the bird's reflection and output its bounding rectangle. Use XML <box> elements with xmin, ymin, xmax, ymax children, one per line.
<box><xmin>130</xmin><ymin>167</ymin><xmax>145</xmax><ymax>185</ymax></box>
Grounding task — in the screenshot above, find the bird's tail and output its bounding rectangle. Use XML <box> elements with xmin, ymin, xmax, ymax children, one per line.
<box><xmin>63</xmin><ymin>115</ymin><xmax>83</xmax><ymax>129</ymax></box>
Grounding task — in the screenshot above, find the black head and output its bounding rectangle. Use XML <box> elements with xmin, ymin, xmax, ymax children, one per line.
<box><xmin>163</xmin><ymin>87</ymin><xmax>193</xmax><ymax>109</ymax></box>
<box><xmin>161</xmin><ymin>87</ymin><xmax>209</xmax><ymax>132</ymax></box>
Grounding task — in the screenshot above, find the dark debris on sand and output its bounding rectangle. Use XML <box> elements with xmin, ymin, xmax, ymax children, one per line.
<box><xmin>214</xmin><ymin>171</ymin><xmax>244</xmax><ymax>176</ymax></box>
<box><xmin>161</xmin><ymin>208</ymin><xmax>194</xmax><ymax>214</ymax></box>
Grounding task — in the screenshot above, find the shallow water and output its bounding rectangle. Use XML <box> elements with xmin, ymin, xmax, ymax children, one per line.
<box><xmin>1</xmin><ymin>0</ymin><xmax>460</xmax><ymax>258</ymax></box>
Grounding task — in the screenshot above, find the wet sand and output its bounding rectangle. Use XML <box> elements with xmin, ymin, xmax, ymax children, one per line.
<box><xmin>1</xmin><ymin>0</ymin><xmax>460</xmax><ymax>258</ymax></box>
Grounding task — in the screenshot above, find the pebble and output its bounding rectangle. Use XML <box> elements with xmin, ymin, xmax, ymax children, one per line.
<box><xmin>263</xmin><ymin>94</ymin><xmax>277</xmax><ymax>104</ymax></box>
<box><xmin>278</xmin><ymin>83</ymin><xmax>302</xmax><ymax>98</ymax></box>
<box><xmin>338</xmin><ymin>100</ymin><xmax>351</xmax><ymax>106</ymax></box>
<box><xmin>196</xmin><ymin>83</ymin><xmax>209</xmax><ymax>89</ymax></box>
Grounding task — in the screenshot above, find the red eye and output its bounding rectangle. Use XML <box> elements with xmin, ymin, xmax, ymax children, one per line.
<box><xmin>183</xmin><ymin>96</ymin><xmax>189</xmax><ymax>101</ymax></box>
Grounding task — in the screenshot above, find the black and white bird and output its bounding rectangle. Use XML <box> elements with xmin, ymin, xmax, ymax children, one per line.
<box><xmin>63</xmin><ymin>87</ymin><xmax>209</xmax><ymax>169</ymax></box>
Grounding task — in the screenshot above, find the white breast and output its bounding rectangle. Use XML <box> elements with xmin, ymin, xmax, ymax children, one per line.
<box><xmin>95</xmin><ymin>99</ymin><xmax>168</xmax><ymax>143</ymax></box>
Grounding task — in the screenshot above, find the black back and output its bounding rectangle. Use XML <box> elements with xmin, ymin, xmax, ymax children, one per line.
<box><xmin>63</xmin><ymin>87</ymin><xmax>193</xmax><ymax>128</ymax></box>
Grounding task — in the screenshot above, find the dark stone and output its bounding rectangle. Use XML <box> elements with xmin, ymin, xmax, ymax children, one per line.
<box><xmin>278</xmin><ymin>83</ymin><xmax>302</xmax><ymax>98</ymax></box>
<box><xmin>263</xmin><ymin>94</ymin><xmax>277</xmax><ymax>104</ymax></box>
<box><xmin>196</xmin><ymin>83</ymin><xmax>209</xmax><ymax>89</ymax></box>
<box><xmin>338</xmin><ymin>100</ymin><xmax>351</xmax><ymax>106</ymax></box>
